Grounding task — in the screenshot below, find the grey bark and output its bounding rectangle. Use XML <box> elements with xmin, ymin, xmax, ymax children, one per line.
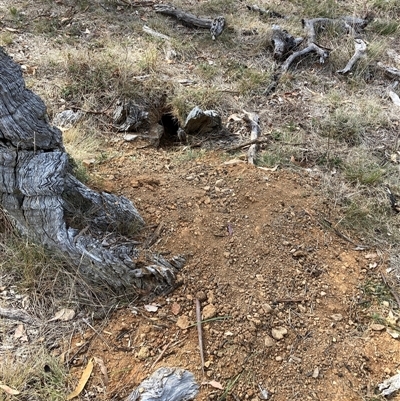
<box><xmin>127</xmin><ymin>367</ymin><xmax>199</xmax><ymax>401</ymax></box>
<box><xmin>0</xmin><ymin>47</ymin><xmax>183</xmax><ymax>295</ymax></box>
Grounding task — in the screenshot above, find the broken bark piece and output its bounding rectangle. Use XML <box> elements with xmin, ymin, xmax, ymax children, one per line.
<box><xmin>154</xmin><ymin>4</ymin><xmax>225</xmax><ymax>39</ymax></box>
<box><xmin>182</xmin><ymin>106</ymin><xmax>222</xmax><ymax>137</ymax></box>
<box><xmin>113</xmin><ymin>100</ymin><xmax>149</xmax><ymax>132</ymax></box>
<box><xmin>271</xmin><ymin>25</ymin><xmax>303</xmax><ymax>60</ymax></box>
<box><xmin>126</xmin><ymin>367</ymin><xmax>199</xmax><ymax>401</ymax></box>
<box><xmin>337</xmin><ymin>38</ymin><xmax>367</xmax><ymax>74</ymax></box>
<box><xmin>0</xmin><ymin>47</ymin><xmax>184</xmax><ymax>295</ymax></box>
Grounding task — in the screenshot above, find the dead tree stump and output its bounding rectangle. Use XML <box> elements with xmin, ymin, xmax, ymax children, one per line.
<box><xmin>0</xmin><ymin>47</ymin><xmax>184</xmax><ymax>296</ymax></box>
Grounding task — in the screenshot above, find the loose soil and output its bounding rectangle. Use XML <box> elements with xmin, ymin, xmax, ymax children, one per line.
<box><xmin>66</xmin><ymin>147</ymin><xmax>399</xmax><ymax>401</ymax></box>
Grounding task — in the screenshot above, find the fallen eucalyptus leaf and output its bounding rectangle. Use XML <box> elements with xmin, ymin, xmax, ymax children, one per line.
<box><xmin>66</xmin><ymin>358</ymin><xmax>94</xmax><ymax>400</ymax></box>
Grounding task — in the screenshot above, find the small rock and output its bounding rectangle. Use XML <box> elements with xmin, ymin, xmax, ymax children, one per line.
<box><xmin>137</xmin><ymin>346</ymin><xmax>150</xmax><ymax>360</ymax></box>
<box><xmin>292</xmin><ymin>250</ymin><xmax>307</xmax><ymax>258</ymax></box>
<box><xmin>215</xmin><ymin>179</ymin><xmax>224</xmax><ymax>187</ymax></box>
<box><xmin>275</xmin><ymin>356</ymin><xmax>283</xmax><ymax>362</ymax></box>
<box><xmin>264</xmin><ymin>335</ymin><xmax>275</xmax><ymax>347</ymax></box>
<box><xmin>176</xmin><ymin>315</ymin><xmax>190</xmax><ymax>330</ymax></box>
<box><xmin>298</xmin><ymin>304</ymin><xmax>306</xmax><ymax>313</ymax></box>
<box><xmin>223</xmin><ymin>252</ymin><xmax>230</xmax><ymax>258</ymax></box>
<box><xmin>123</xmin><ymin>134</ymin><xmax>139</xmax><ymax>141</ymax></box>
<box><xmin>262</xmin><ymin>304</ymin><xmax>273</xmax><ymax>314</ymax></box>
<box><xmin>382</xmin><ymin>301</ymin><xmax>390</xmax><ymax>307</ymax></box>
<box><xmin>207</xmin><ymin>291</ymin><xmax>215</xmax><ymax>304</ymax></box>
<box><xmin>331</xmin><ymin>314</ymin><xmax>343</xmax><ymax>322</ymax></box>
<box><xmin>196</xmin><ymin>291</ymin><xmax>207</xmax><ymax>302</ymax></box>
<box><xmin>186</xmin><ymin>175</ymin><xmax>195</xmax><ymax>181</ymax></box>
<box><xmin>312</xmin><ymin>367</ymin><xmax>319</xmax><ymax>378</ymax></box>
<box><xmin>370</xmin><ymin>324</ymin><xmax>386</xmax><ymax>331</ymax></box>
<box><xmin>271</xmin><ymin>327</ymin><xmax>287</xmax><ymax>340</ymax></box>
<box><xmin>203</xmin><ymin>304</ymin><xmax>217</xmax><ymax>320</ymax></box>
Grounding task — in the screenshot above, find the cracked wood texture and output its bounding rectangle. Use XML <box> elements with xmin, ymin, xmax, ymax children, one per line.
<box><xmin>0</xmin><ymin>47</ymin><xmax>183</xmax><ymax>295</ymax></box>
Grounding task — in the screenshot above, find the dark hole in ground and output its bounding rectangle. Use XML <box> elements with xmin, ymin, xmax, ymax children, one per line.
<box><xmin>159</xmin><ymin>113</ymin><xmax>180</xmax><ymax>146</ymax></box>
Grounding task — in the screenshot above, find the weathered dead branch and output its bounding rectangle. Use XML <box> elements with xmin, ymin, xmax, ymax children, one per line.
<box><xmin>337</xmin><ymin>38</ymin><xmax>367</xmax><ymax>74</ymax></box>
<box><xmin>154</xmin><ymin>4</ymin><xmax>225</xmax><ymax>39</ymax></box>
<box><xmin>244</xmin><ymin>112</ymin><xmax>261</xmax><ymax>165</ymax></box>
<box><xmin>277</xmin><ymin>16</ymin><xmax>371</xmax><ymax>73</ymax></box>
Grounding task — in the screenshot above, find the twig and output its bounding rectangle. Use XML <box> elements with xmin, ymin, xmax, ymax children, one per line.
<box><xmin>381</xmin><ymin>272</ymin><xmax>400</xmax><ymax>309</ymax></box>
<box><xmin>143</xmin><ymin>221</ymin><xmax>164</xmax><ymax>248</ymax></box>
<box><xmin>225</xmin><ymin>138</ymin><xmax>270</xmax><ymax>152</ymax></box>
<box><xmin>82</xmin><ymin>318</ymin><xmax>112</xmax><ymax>351</ymax></box>
<box><xmin>150</xmin><ymin>339</ymin><xmax>174</xmax><ymax>370</ymax></box>
<box><xmin>72</xmin><ymin>95</ymin><xmax>118</xmax><ymax>115</ymax></box>
<box><xmin>195</xmin><ymin>299</ymin><xmax>205</xmax><ymax>374</ymax></box>
<box><xmin>273</xmin><ymin>298</ymin><xmax>307</xmax><ymax>304</ymax></box>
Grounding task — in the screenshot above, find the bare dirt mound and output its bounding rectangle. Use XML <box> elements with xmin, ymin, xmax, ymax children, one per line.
<box><xmin>66</xmin><ymin>148</ymin><xmax>397</xmax><ymax>401</ymax></box>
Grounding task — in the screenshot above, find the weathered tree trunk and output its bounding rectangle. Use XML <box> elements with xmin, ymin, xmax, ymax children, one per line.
<box><xmin>0</xmin><ymin>47</ymin><xmax>184</xmax><ymax>295</ymax></box>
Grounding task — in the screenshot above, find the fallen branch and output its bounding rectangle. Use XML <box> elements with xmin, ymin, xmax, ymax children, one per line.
<box><xmin>0</xmin><ymin>307</ymin><xmax>36</xmax><ymax>324</ymax></box>
<box><xmin>154</xmin><ymin>4</ymin><xmax>225</xmax><ymax>39</ymax></box>
<box><xmin>278</xmin><ymin>16</ymin><xmax>371</xmax><ymax>73</ymax></box>
<box><xmin>143</xmin><ymin>25</ymin><xmax>170</xmax><ymax>40</ymax></box>
<box><xmin>337</xmin><ymin>38</ymin><xmax>367</xmax><ymax>74</ymax></box>
<box><xmin>195</xmin><ymin>299</ymin><xmax>205</xmax><ymax>374</ymax></box>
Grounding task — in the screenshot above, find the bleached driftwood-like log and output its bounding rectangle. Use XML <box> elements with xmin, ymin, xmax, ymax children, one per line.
<box><xmin>279</xmin><ymin>16</ymin><xmax>371</xmax><ymax>72</ymax></box>
<box><xmin>337</xmin><ymin>38</ymin><xmax>367</xmax><ymax>74</ymax></box>
<box><xmin>0</xmin><ymin>48</ymin><xmax>184</xmax><ymax>295</ymax></box>
<box><xmin>244</xmin><ymin>112</ymin><xmax>261</xmax><ymax>165</ymax></box>
<box><xmin>154</xmin><ymin>4</ymin><xmax>225</xmax><ymax>40</ymax></box>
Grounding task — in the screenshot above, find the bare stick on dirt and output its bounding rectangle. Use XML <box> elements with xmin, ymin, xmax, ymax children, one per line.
<box><xmin>150</xmin><ymin>339</ymin><xmax>174</xmax><ymax>370</ymax></box>
<box><xmin>195</xmin><ymin>298</ymin><xmax>205</xmax><ymax>374</ymax></box>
